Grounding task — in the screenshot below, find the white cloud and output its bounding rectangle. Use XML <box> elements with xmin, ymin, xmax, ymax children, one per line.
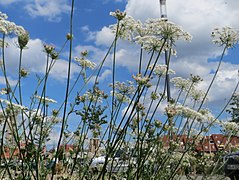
<box><xmin>0</xmin><ymin>76</ymin><xmax>17</xmax><ymax>86</ymax></box>
<box><xmin>95</xmin><ymin>27</ymin><xmax>114</xmax><ymax>46</ymax></box>
<box><xmin>49</xmin><ymin>59</ymin><xmax>79</xmax><ymax>82</ymax></box>
<box><xmin>3</xmin><ymin>37</ymin><xmax>80</xmax><ymax>81</ymax></box>
<box><xmin>24</xmin><ymin>0</ymin><xmax>71</xmax><ymax>22</ymax></box>
<box><xmin>90</xmin><ymin>69</ymin><xmax>112</xmax><ymax>84</ymax></box>
<box><xmin>81</xmin><ymin>25</ymin><xmax>97</xmax><ymax>42</ymax></box>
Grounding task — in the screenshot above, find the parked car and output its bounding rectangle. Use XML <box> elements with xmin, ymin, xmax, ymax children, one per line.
<box><xmin>224</xmin><ymin>151</ymin><xmax>239</xmax><ymax>179</ymax></box>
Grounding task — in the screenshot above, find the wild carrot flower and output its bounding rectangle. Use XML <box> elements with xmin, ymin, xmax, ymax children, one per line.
<box><xmin>138</xmin><ymin>36</ymin><xmax>167</xmax><ymax>52</ymax></box>
<box><xmin>221</xmin><ymin>121</ymin><xmax>239</xmax><ymax>136</ymax></box>
<box><xmin>80</xmin><ymin>88</ymin><xmax>106</xmax><ymax>103</ymax></box>
<box><xmin>171</xmin><ymin>77</ymin><xmax>190</xmax><ymax>90</ymax></box>
<box><xmin>74</xmin><ymin>57</ymin><xmax>96</xmax><ymax>69</ymax></box>
<box><xmin>0</xmin><ymin>11</ymin><xmax>8</xmax><ymax>20</ymax></box>
<box><xmin>211</xmin><ymin>27</ymin><xmax>239</xmax><ymax>48</ymax></box>
<box><xmin>136</xmin><ymin>19</ymin><xmax>192</xmax><ymax>53</ymax></box>
<box><xmin>132</xmin><ymin>74</ymin><xmax>151</xmax><ymax>87</ymax></box>
<box><xmin>35</xmin><ymin>95</ymin><xmax>57</xmax><ymax>104</ymax></box>
<box><xmin>165</xmin><ymin>106</ymin><xmax>177</xmax><ymax>118</ymax></box>
<box><xmin>190</xmin><ymin>89</ymin><xmax>205</xmax><ymax>102</ymax></box>
<box><xmin>151</xmin><ymin>92</ymin><xmax>159</xmax><ymax>100</ymax></box>
<box><xmin>110</xmin><ymin>9</ymin><xmax>126</xmax><ymax>21</ymax></box>
<box><xmin>149</xmin><ymin>64</ymin><xmax>175</xmax><ymax>77</ymax></box>
<box><xmin>0</xmin><ymin>12</ymin><xmax>26</xmax><ymax>35</ymax></box>
<box><xmin>154</xmin><ymin>119</ymin><xmax>162</xmax><ymax>128</ymax></box>
<box><xmin>110</xmin><ymin>16</ymin><xmax>144</xmax><ymax>42</ymax></box>
<box><xmin>145</xmin><ymin>19</ymin><xmax>192</xmax><ymax>41</ymax></box>
<box><xmin>174</xmin><ymin>105</ymin><xmax>216</xmax><ymax>124</ymax></box>
<box><xmin>109</xmin><ymin>81</ymin><xmax>135</xmax><ymax>95</ymax></box>
<box><xmin>109</xmin><ymin>81</ymin><xmax>135</xmax><ymax>103</ymax></box>
<box><xmin>136</xmin><ymin>102</ymin><xmax>145</xmax><ymax>112</ymax></box>
<box><xmin>0</xmin><ymin>99</ymin><xmax>28</xmax><ymax>110</ymax></box>
<box><xmin>75</xmin><ymin>50</ymin><xmax>96</xmax><ymax>70</ymax></box>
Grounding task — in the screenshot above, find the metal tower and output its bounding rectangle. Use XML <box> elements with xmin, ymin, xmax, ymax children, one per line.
<box><xmin>159</xmin><ymin>0</ymin><xmax>171</xmax><ymax>102</ymax></box>
<box><xmin>159</xmin><ymin>0</ymin><xmax>167</xmax><ymax>19</ymax></box>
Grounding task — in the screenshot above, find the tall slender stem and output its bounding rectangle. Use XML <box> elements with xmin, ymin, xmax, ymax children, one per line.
<box><xmin>51</xmin><ymin>0</ymin><xmax>75</xmax><ymax>178</ymax></box>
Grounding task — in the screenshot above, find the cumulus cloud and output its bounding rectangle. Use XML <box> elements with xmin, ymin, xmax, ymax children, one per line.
<box><xmin>3</xmin><ymin>37</ymin><xmax>80</xmax><ymax>81</ymax></box>
<box><xmin>24</xmin><ymin>0</ymin><xmax>71</xmax><ymax>22</ymax></box>
<box><xmin>0</xmin><ymin>76</ymin><xmax>17</xmax><ymax>86</ymax></box>
<box><xmin>90</xmin><ymin>69</ymin><xmax>112</xmax><ymax>84</ymax></box>
<box><xmin>85</xmin><ymin>0</ymin><xmax>239</xmax><ymax>107</ymax></box>
<box><xmin>95</xmin><ymin>27</ymin><xmax>114</xmax><ymax>46</ymax></box>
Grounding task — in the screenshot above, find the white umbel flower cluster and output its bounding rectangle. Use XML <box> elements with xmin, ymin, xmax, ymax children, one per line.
<box><xmin>110</xmin><ymin>13</ymin><xmax>192</xmax><ymax>54</ymax></box>
<box><xmin>0</xmin><ymin>11</ymin><xmax>26</xmax><ymax>36</ymax></box>
<box><xmin>211</xmin><ymin>26</ymin><xmax>239</xmax><ymax>48</ymax></box>
<box><xmin>0</xmin><ymin>99</ymin><xmax>28</xmax><ymax>110</ymax></box>
<box><xmin>149</xmin><ymin>64</ymin><xmax>175</xmax><ymax>77</ymax></box>
<box><xmin>74</xmin><ymin>57</ymin><xmax>96</xmax><ymax>70</ymax></box>
<box><xmin>174</xmin><ymin>104</ymin><xmax>216</xmax><ymax>124</ymax></box>
<box><xmin>35</xmin><ymin>95</ymin><xmax>57</xmax><ymax>104</ymax></box>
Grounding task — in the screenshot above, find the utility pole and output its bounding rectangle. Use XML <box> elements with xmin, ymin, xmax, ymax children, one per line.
<box><xmin>159</xmin><ymin>0</ymin><xmax>167</xmax><ymax>19</ymax></box>
<box><xmin>159</xmin><ymin>0</ymin><xmax>173</xmax><ymax>141</ymax></box>
<box><xmin>159</xmin><ymin>0</ymin><xmax>171</xmax><ymax>102</ymax></box>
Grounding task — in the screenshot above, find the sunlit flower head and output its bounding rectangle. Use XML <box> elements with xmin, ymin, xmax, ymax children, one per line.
<box><xmin>0</xmin><ymin>12</ymin><xmax>26</xmax><ymax>36</ymax></box>
<box><xmin>35</xmin><ymin>95</ymin><xmax>57</xmax><ymax>104</ymax></box>
<box><xmin>174</xmin><ymin>105</ymin><xmax>216</xmax><ymax>124</ymax></box>
<box><xmin>149</xmin><ymin>64</ymin><xmax>175</xmax><ymax>77</ymax></box>
<box><xmin>0</xmin><ymin>99</ymin><xmax>28</xmax><ymax>110</ymax></box>
<box><xmin>211</xmin><ymin>26</ymin><xmax>239</xmax><ymax>48</ymax></box>
<box><xmin>0</xmin><ymin>12</ymin><xmax>8</xmax><ymax>20</ymax></box>
<box><xmin>190</xmin><ymin>88</ymin><xmax>206</xmax><ymax>101</ymax></box>
<box><xmin>109</xmin><ymin>81</ymin><xmax>135</xmax><ymax>95</ymax></box>
<box><xmin>221</xmin><ymin>121</ymin><xmax>239</xmax><ymax>136</ymax></box>
<box><xmin>74</xmin><ymin>57</ymin><xmax>96</xmax><ymax>69</ymax></box>
<box><xmin>132</xmin><ymin>74</ymin><xmax>151</xmax><ymax>87</ymax></box>
<box><xmin>110</xmin><ymin>9</ymin><xmax>126</xmax><ymax>21</ymax></box>
<box><xmin>145</xmin><ymin>19</ymin><xmax>192</xmax><ymax>42</ymax></box>
<box><xmin>110</xmin><ymin>15</ymin><xmax>142</xmax><ymax>41</ymax></box>
<box><xmin>171</xmin><ymin>77</ymin><xmax>190</xmax><ymax>89</ymax></box>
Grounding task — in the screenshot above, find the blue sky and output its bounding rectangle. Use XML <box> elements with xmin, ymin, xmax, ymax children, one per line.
<box><xmin>1</xmin><ymin>0</ymin><xmax>239</xmax><ymax>145</ymax></box>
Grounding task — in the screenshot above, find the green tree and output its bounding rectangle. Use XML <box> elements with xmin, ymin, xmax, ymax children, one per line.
<box><xmin>227</xmin><ymin>93</ymin><xmax>239</xmax><ymax>123</ymax></box>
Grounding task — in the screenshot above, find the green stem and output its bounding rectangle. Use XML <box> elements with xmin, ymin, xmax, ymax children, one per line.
<box><xmin>51</xmin><ymin>0</ymin><xmax>75</xmax><ymax>178</ymax></box>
